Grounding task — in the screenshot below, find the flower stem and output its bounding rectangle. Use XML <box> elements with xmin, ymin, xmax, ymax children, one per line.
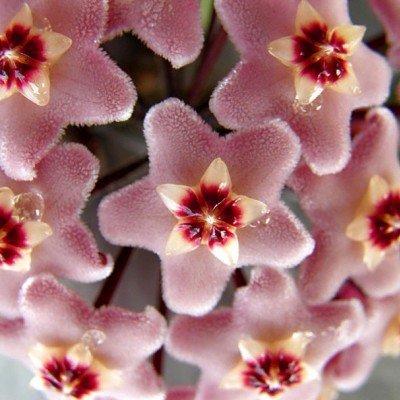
<box><xmin>153</xmin><ymin>287</ymin><xmax>167</xmax><ymax>375</ymax></box>
<box><xmin>94</xmin><ymin>247</ymin><xmax>135</xmax><ymax>308</ymax></box>
<box><xmin>187</xmin><ymin>22</ymin><xmax>227</xmax><ymax>106</ymax></box>
<box><xmin>232</xmin><ymin>269</ymin><xmax>247</xmax><ymax>288</ymax></box>
<box><xmin>93</xmin><ymin>156</ymin><xmax>148</xmax><ymax>194</ymax></box>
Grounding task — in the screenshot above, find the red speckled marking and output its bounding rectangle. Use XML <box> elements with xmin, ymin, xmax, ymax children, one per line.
<box><xmin>0</xmin><ymin>23</ymin><xmax>47</xmax><ymax>90</ymax></box>
<box><xmin>0</xmin><ymin>206</ymin><xmax>28</xmax><ymax>267</ymax></box>
<box><xmin>293</xmin><ymin>21</ymin><xmax>349</xmax><ymax>84</ymax></box>
<box><xmin>174</xmin><ymin>184</ymin><xmax>242</xmax><ymax>249</ymax></box>
<box><xmin>368</xmin><ymin>191</ymin><xmax>400</xmax><ymax>250</ymax></box>
<box><xmin>242</xmin><ymin>350</ymin><xmax>303</xmax><ymax>396</ymax></box>
<box><xmin>41</xmin><ymin>356</ymin><xmax>99</xmax><ymax>399</ymax></box>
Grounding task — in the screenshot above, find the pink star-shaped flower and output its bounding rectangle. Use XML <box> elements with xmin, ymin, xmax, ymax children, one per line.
<box><xmin>324</xmin><ymin>282</ymin><xmax>400</xmax><ymax>393</ymax></box>
<box><xmin>166</xmin><ymin>267</ymin><xmax>365</xmax><ymax>400</ymax></box>
<box><xmin>104</xmin><ymin>0</ymin><xmax>203</xmax><ymax>68</ymax></box>
<box><xmin>0</xmin><ymin>1</ymin><xmax>136</xmax><ymax>180</ymax></box>
<box><xmin>290</xmin><ymin>107</ymin><xmax>400</xmax><ymax>304</ymax></box>
<box><xmin>0</xmin><ymin>144</ymin><xmax>112</xmax><ymax>318</ymax></box>
<box><xmin>99</xmin><ymin>98</ymin><xmax>314</xmax><ymax>316</ymax></box>
<box><xmin>210</xmin><ymin>0</ymin><xmax>391</xmax><ymax>175</ymax></box>
<box><xmin>0</xmin><ymin>274</ymin><xmax>166</xmax><ymax>400</ymax></box>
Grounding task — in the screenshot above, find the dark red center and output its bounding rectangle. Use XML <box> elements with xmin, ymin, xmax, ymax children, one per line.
<box><xmin>0</xmin><ymin>206</ymin><xmax>28</xmax><ymax>267</ymax></box>
<box><xmin>41</xmin><ymin>356</ymin><xmax>99</xmax><ymax>399</ymax></box>
<box><xmin>242</xmin><ymin>350</ymin><xmax>303</xmax><ymax>396</ymax></box>
<box><xmin>0</xmin><ymin>23</ymin><xmax>46</xmax><ymax>90</ymax></box>
<box><xmin>175</xmin><ymin>184</ymin><xmax>243</xmax><ymax>249</ymax></box>
<box><xmin>293</xmin><ymin>21</ymin><xmax>348</xmax><ymax>85</ymax></box>
<box><xmin>368</xmin><ymin>191</ymin><xmax>400</xmax><ymax>250</ymax></box>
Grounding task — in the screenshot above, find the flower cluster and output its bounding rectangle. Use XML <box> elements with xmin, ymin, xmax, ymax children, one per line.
<box><xmin>0</xmin><ymin>1</ymin><xmax>399</xmax><ymax>400</ymax></box>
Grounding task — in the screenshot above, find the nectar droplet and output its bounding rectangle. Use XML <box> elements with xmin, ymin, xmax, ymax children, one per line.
<box><xmin>292</xmin><ymin>96</ymin><xmax>323</xmax><ymax>114</ymax></box>
<box><xmin>13</xmin><ymin>192</ymin><xmax>45</xmax><ymax>221</ymax></box>
<box><xmin>81</xmin><ymin>329</ymin><xmax>107</xmax><ymax>350</ymax></box>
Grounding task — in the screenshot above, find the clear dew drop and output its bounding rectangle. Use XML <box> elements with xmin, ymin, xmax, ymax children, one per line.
<box><xmin>81</xmin><ymin>329</ymin><xmax>106</xmax><ymax>350</ymax></box>
<box><xmin>249</xmin><ymin>215</ymin><xmax>271</xmax><ymax>228</ymax></box>
<box><xmin>292</xmin><ymin>96</ymin><xmax>323</xmax><ymax>114</ymax></box>
<box><xmin>13</xmin><ymin>192</ymin><xmax>45</xmax><ymax>221</ymax></box>
<box><xmin>36</xmin><ymin>16</ymin><xmax>53</xmax><ymax>32</ymax></box>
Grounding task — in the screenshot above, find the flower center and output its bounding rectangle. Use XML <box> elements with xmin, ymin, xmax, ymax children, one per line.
<box><xmin>268</xmin><ymin>0</ymin><xmax>365</xmax><ymax>105</ymax></box>
<box><xmin>368</xmin><ymin>191</ymin><xmax>400</xmax><ymax>249</ymax></box>
<box><xmin>0</xmin><ymin>188</ymin><xmax>52</xmax><ymax>272</ymax></box>
<box><xmin>157</xmin><ymin>158</ymin><xmax>269</xmax><ymax>266</ymax></box>
<box><xmin>29</xmin><ymin>331</ymin><xmax>122</xmax><ymax>399</ymax></box>
<box><xmin>243</xmin><ymin>350</ymin><xmax>302</xmax><ymax>396</ymax></box>
<box><xmin>0</xmin><ymin>4</ymin><xmax>72</xmax><ymax>105</ymax></box>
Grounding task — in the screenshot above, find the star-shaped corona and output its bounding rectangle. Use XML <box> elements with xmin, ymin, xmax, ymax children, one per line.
<box><xmin>0</xmin><ymin>187</ymin><xmax>51</xmax><ymax>272</ymax></box>
<box><xmin>268</xmin><ymin>0</ymin><xmax>365</xmax><ymax>105</ymax></box>
<box><xmin>157</xmin><ymin>158</ymin><xmax>269</xmax><ymax>266</ymax></box>
<box><xmin>346</xmin><ymin>175</ymin><xmax>400</xmax><ymax>270</ymax></box>
<box><xmin>0</xmin><ymin>3</ymin><xmax>72</xmax><ymax>106</ymax></box>
<box><xmin>220</xmin><ymin>332</ymin><xmax>319</xmax><ymax>399</ymax></box>
<box><xmin>29</xmin><ymin>330</ymin><xmax>122</xmax><ymax>399</ymax></box>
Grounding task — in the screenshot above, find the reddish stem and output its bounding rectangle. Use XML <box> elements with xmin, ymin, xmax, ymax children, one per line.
<box><xmin>232</xmin><ymin>269</ymin><xmax>247</xmax><ymax>288</ymax></box>
<box><xmin>94</xmin><ymin>247</ymin><xmax>135</xmax><ymax>308</ymax></box>
<box><xmin>187</xmin><ymin>23</ymin><xmax>228</xmax><ymax>106</ymax></box>
<box><xmin>93</xmin><ymin>156</ymin><xmax>148</xmax><ymax>194</ymax></box>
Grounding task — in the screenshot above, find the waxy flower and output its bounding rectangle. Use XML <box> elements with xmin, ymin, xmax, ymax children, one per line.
<box><xmin>167</xmin><ymin>387</ymin><xmax>196</xmax><ymax>400</ymax></box>
<box><xmin>290</xmin><ymin>108</ymin><xmax>400</xmax><ymax>304</ymax></box>
<box><xmin>0</xmin><ymin>0</ymin><xmax>135</xmax><ymax>180</ymax></box>
<box><xmin>211</xmin><ymin>0</ymin><xmax>391</xmax><ymax>174</ymax></box>
<box><xmin>167</xmin><ymin>267</ymin><xmax>365</xmax><ymax>400</ymax></box>
<box><xmin>99</xmin><ymin>98</ymin><xmax>314</xmax><ymax>316</ymax></box>
<box><xmin>0</xmin><ymin>275</ymin><xmax>166</xmax><ymax>400</ymax></box>
<box><xmin>324</xmin><ymin>282</ymin><xmax>400</xmax><ymax>393</ymax></box>
<box><xmin>0</xmin><ymin>144</ymin><xmax>112</xmax><ymax>318</ymax></box>
<box><xmin>104</xmin><ymin>0</ymin><xmax>203</xmax><ymax>68</ymax></box>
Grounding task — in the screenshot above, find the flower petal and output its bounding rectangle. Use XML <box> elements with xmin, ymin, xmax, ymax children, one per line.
<box><xmin>165</xmin><ymin>222</ymin><xmax>202</xmax><ymax>257</ymax></box>
<box><xmin>208</xmin><ymin>226</ymin><xmax>239</xmax><ymax>267</ymax></box>
<box><xmin>330</xmin><ymin>64</ymin><xmax>361</xmax><ymax>95</ymax></box>
<box><xmin>0</xmin><ymin>187</ymin><xmax>14</xmax><ymax>214</ymax></box>
<box><xmin>23</xmin><ymin>220</ymin><xmax>52</xmax><ymax>247</ymax></box>
<box><xmin>295</xmin><ymin>0</ymin><xmax>326</xmax><ymax>35</ymax></box>
<box><xmin>18</xmin><ymin>68</ymin><xmax>50</xmax><ymax>107</ymax></box>
<box><xmin>162</xmin><ymin>248</ymin><xmax>232</xmax><ymax>316</ymax></box>
<box><xmin>40</xmin><ymin>30</ymin><xmax>73</xmax><ymax>62</ymax></box>
<box><xmin>157</xmin><ymin>184</ymin><xmax>202</xmax><ymax>218</ymax></box>
<box><xmin>20</xmin><ymin>274</ymin><xmax>92</xmax><ymax>345</ymax></box>
<box><xmin>295</xmin><ymin>72</ymin><xmax>324</xmax><ymax>105</ymax></box>
<box><xmin>8</xmin><ymin>3</ymin><xmax>32</xmax><ymax>29</ymax></box>
<box><xmin>268</xmin><ymin>36</ymin><xmax>296</xmax><ymax>66</ymax></box>
<box><xmin>104</xmin><ymin>0</ymin><xmax>203</xmax><ymax>68</ymax></box>
<box><xmin>331</xmin><ymin>25</ymin><xmax>366</xmax><ymax>55</ymax></box>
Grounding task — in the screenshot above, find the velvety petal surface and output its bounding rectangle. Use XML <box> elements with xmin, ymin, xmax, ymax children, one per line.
<box><xmin>290</xmin><ymin>108</ymin><xmax>400</xmax><ymax>303</ymax></box>
<box><xmin>0</xmin><ymin>0</ymin><xmax>135</xmax><ymax>180</ymax></box>
<box><xmin>0</xmin><ymin>144</ymin><xmax>112</xmax><ymax>318</ymax></box>
<box><xmin>211</xmin><ymin>0</ymin><xmax>391</xmax><ymax>174</ymax></box>
<box><xmin>100</xmin><ymin>99</ymin><xmax>312</xmax><ymax>315</ymax></box>
<box><xmin>105</xmin><ymin>0</ymin><xmax>203</xmax><ymax>68</ymax></box>
<box><xmin>167</xmin><ymin>387</ymin><xmax>196</xmax><ymax>400</ymax></box>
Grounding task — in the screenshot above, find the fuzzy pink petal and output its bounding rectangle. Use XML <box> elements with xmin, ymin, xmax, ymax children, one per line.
<box><xmin>99</xmin><ymin>176</ymin><xmax>173</xmax><ymax>253</ymax></box>
<box><xmin>167</xmin><ymin>387</ymin><xmax>196</xmax><ymax>400</ymax></box>
<box><xmin>0</xmin><ymin>0</ymin><xmax>135</xmax><ymax>180</ymax></box>
<box><xmin>145</xmin><ymin>99</ymin><xmax>219</xmax><ymax>185</ymax></box>
<box><xmin>19</xmin><ymin>274</ymin><xmax>92</xmax><ymax>345</ymax></box>
<box><xmin>238</xmin><ymin>203</ymin><xmax>314</xmax><ymax>268</ymax></box>
<box><xmin>222</xmin><ymin>121</ymin><xmax>300</xmax><ymax>204</ymax></box>
<box><xmin>91</xmin><ymin>306</ymin><xmax>166</xmax><ymax>368</ymax></box>
<box><xmin>105</xmin><ymin>0</ymin><xmax>203</xmax><ymax>68</ymax></box>
<box><xmin>116</xmin><ymin>361</ymin><xmax>165</xmax><ymax>400</ymax></box>
<box><xmin>162</xmin><ymin>247</ymin><xmax>232</xmax><ymax>316</ymax></box>
<box><xmin>234</xmin><ymin>268</ymin><xmax>365</xmax><ymax>368</ymax></box>
<box><xmin>0</xmin><ymin>271</ymin><xmax>28</xmax><ymax>318</ymax></box>
<box><xmin>0</xmin><ymin>317</ymin><xmax>26</xmax><ymax>360</ymax></box>
<box><xmin>325</xmin><ymin>296</ymin><xmax>399</xmax><ymax>391</ymax></box>
<box><xmin>167</xmin><ymin>309</ymin><xmax>240</xmax><ymax>376</ymax></box>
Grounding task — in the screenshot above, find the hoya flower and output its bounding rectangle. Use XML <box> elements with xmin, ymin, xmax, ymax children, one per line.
<box><xmin>167</xmin><ymin>267</ymin><xmax>365</xmax><ymax>400</ymax></box>
<box><xmin>210</xmin><ymin>0</ymin><xmax>391</xmax><ymax>175</ymax></box>
<box><xmin>0</xmin><ymin>274</ymin><xmax>166</xmax><ymax>400</ymax></box>
<box><xmin>99</xmin><ymin>98</ymin><xmax>314</xmax><ymax>316</ymax></box>
<box><xmin>0</xmin><ymin>144</ymin><xmax>112</xmax><ymax>318</ymax></box>
<box><xmin>324</xmin><ymin>282</ymin><xmax>400</xmax><ymax>393</ymax></box>
<box><xmin>104</xmin><ymin>0</ymin><xmax>203</xmax><ymax>68</ymax></box>
<box><xmin>368</xmin><ymin>0</ymin><xmax>400</xmax><ymax>68</ymax></box>
<box><xmin>0</xmin><ymin>1</ymin><xmax>135</xmax><ymax>180</ymax></box>
<box><xmin>289</xmin><ymin>107</ymin><xmax>400</xmax><ymax>304</ymax></box>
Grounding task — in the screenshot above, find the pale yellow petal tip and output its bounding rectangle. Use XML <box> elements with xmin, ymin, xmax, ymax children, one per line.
<box><xmin>345</xmin><ymin>216</ymin><xmax>369</xmax><ymax>242</ymax></box>
<box><xmin>382</xmin><ymin>317</ymin><xmax>400</xmax><ymax>357</ymax></box>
